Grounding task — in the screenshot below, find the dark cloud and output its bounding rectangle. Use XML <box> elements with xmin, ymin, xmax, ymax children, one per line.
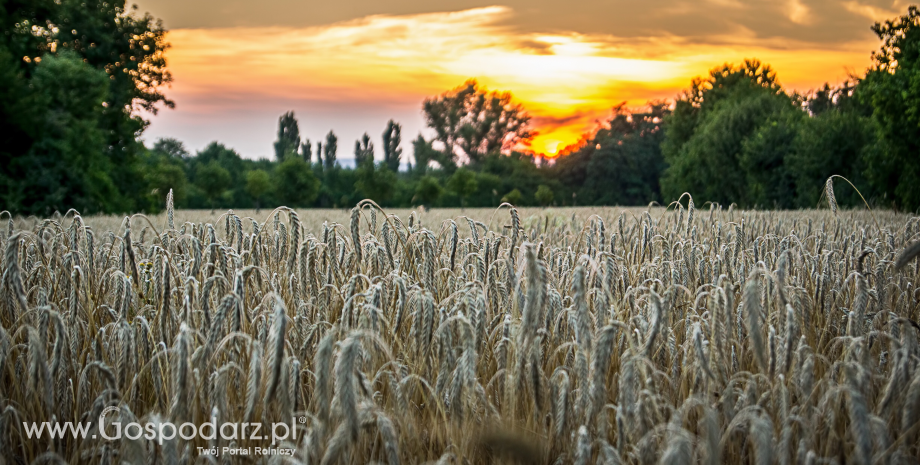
<box><xmin>530</xmin><ymin>112</ymin><xmax>598</xmax><ymax>130</ymax></box>
<box><xmin>136</xmin><ymin>0</ymin><xmax>905</xmax><ymax>46</ymax></box>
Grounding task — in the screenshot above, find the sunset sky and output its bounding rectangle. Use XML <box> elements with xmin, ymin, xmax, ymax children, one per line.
<box><xmin>136</xmin><ymin>0</ymin><xmax>904</xmax><ymax>160</ymax></box>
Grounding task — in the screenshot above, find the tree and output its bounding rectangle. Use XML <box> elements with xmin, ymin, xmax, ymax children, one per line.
<box><xmin>383</xmin><ymin>120</ymin><xmax>403</xmax><ymax>172</ymax></box>
<box><xmin>56</xmin><ymin>0</ymin><xmax>174</xmax><ymax>211</ymax></box>
<box><xmin>787</xmin><ymin>102</ymin><xmax>874</xmax><ymax>207</ymax></box>
<box><xmin>535</xmin><ymin>185</ymin><xmax>554</xmax><ymax>206</ymax></box>
<box><xmin>423</xmin><ymin>79</ymin><xmax>532</xmax><ymax>164</ymax></box>
<box><xmin>447</xmin><ymin>167</ymin><xmax>478</xmax><ymax>209</ymax></box>
<box><xmin>5</xmin><ymin>52</ymin><xmax>119</xmax><ymax>215</ymax></box>
<box><xmin>153</xmin><ymin>138</ymin><xmax>191</xmax><ymax>159</ymax></box>
<box><xmin>502</xmin><ymin>189</ymin><xmax>523</xmax><ymax>206</ymax></box>
<box><xmin>245</xmin><ymin>169</ymin><xmax>271</xmax><ymax>212</ymax></box>
<box><xmin>555</xmin><ymin>102</ymin><xmax>669</xmax><ymax>206</ymax></box>
<box><xmin>355</xmin><ymin>163</ymin><xmax>397</xmax><ymax>204</ymax></box>
<box><xmin>857</xmin><ymin>6</ymin><xmax>920</xmax><ymax>209</ymax></box>
<box><xmin>145</xmin><ymin>159</ymin><xmax>187</xmax><ymax>211</ymax></box>
<box><xmin>197</xmin><ymin>161</ymin><xmax>231</xmax><ymax>211</ymax></box>
<box><xmin>274</xmin><ymin>156</ymin><xmax>320</xmax><ymax>206</ymax></box>
<box><xmin>274</xmin><ymin>111</ymin><xmax>301</xmax><ymax>161</ymax></box>
<box><xmin>301</xmin><ymin>139</ymin><xmax>312</xmax><ymax>163</ymax></box>
<box><xmin>354</xmin><ymin>133</ymin><xmax>374</xmax><ymax>166</ymax></box>
<box><xmin>324</xmin><ymin>131</ymin><xmax>338</xmax><ymax>171</ymax></box>
<box><xmin>414</xmin><ymin>175</ymin><xmax>443</xmax><ymax>209</ymax></box>
<box><xmin>0</xmin><ymin>0</ymin><xmax>173</xmax><ymax>213</ymax></box>
<box><xmin>412</xmin><ymin>134</ymin><xmax>444</xmax><ymax>174</ymax></box>
<box><xmin>660</xmin><ymin>60</ymin><xmax>797</xmax><ymax>206</ymax></box>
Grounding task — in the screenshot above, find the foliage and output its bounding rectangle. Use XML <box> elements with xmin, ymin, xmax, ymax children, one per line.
<box><xmin>535</xmin><ymin>184</ymin><xmax>554</xmax><ymax>206</ymax></box>
<box><xmin>355</xmin><ymin>162</ymin><xmax>397</xmax><ymax>205</ymax></box>
<box><xmin>144</xmin><ymin>158</ymin><xmax>188</xmax><ymax>211</ymax></box>
<box><xmin>382</xmin><ymin>120</ymin><xmax>403</xmax><ymax>172</ymax></box>
<box><xmin>554</xmin><ymin>102</ymin><xmax>669</xmax><ymax>206</ymax></box>
<box><xmin>196</xmin><ymin>161</ymin><xmax>231</xmax><ymax>208</ymax></box>
<box><xmin>354</xmin><ymin>133</ymin><xmax>374</xmax><ymax>166</ymax></box>
<box><xmin>857</xmin><ymin>6</ymin><xmax>920</xmax><ymax>210</ymax></box>
<box><xmin>501</xmin><ymin>188</ymin><xmax>523</xmax><ymax>205</ymax></box>
<box><xmin>0</xmin><ymin>0</ymin><xmax>172</xmax><ymax>214</ymax></box>
<box><xmin>152</xmin><ymin>138</ymin><xmax>191</xmax><ymax>159</ymax></box>
<box><xmin>245</xmin><ymin>169</ymin><xmax>271</xmax><ymax>209</ymax></box>
<box><xmin>323</xmin><ymin>131</ymin><xmax>338</xmax><ymax>172</ymax></box>
<box><xmin>414</xmin><ymin>175</ymin><xmax>443</xmax><ymax>207</ymax></box>
<box><xmin>423</xmin><ymin>79</ymin><xmax>532</xmax><ymax>164</ymax></box>
<box><xmin>787</xmin><ymin>97</ymin><xmax>874</xmax><ymax>208</ymax></box>
<box><xmin>274</xmin><ymin>156</ymin><xmax>320</xmax><ymax>207</ymax></box>
<box><xmin>274</xmin><ymin>111</ymin><xmax>301</xmax><ymax>161</ymax></box>
<box><xmin>660</xmin><ymin>60</ymin><xmax>796</xmax><ymax>206</ymax></box>
<box><xmin>446</xmin><ymin>167</ymin><xmax>478</xmax><ymax>208</ymax></box>
<box><xmin>2</xmin><ymin>52</ymin><xmax>117</xmax><ymax>214</ymax></box>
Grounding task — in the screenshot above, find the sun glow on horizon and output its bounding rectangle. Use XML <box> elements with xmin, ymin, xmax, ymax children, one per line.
<box><xmin>150</xmin><ymin>6</ymin><xmax>877</xmax><ymax>159</ymax></box>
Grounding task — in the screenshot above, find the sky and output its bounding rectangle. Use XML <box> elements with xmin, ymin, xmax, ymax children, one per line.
<box><xmin>135</xmin><ymin>0</ymin><xmax>906</xmax><ymax>160</ymax></box>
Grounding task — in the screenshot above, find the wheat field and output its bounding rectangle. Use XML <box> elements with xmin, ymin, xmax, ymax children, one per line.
<box><xmin>1</xmin><ymin>196</ymin><xmax>919</xmax><ymax>464</ymax></box>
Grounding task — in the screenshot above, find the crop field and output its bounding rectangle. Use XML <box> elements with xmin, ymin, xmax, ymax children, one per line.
<box><xmin>1</xmin><ymin>197</ymin><xmax>920</xmax><ymax>464</ymax></box>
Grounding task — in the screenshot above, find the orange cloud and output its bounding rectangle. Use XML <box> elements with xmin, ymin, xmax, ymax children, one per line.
<box><xmin>156</xmin><ymin>6</ymin><xmax>878</xmax><ymax>158</ymax></box>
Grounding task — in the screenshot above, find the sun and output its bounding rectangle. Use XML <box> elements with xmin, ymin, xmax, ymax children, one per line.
<box><xmin>535</xmin><ymin>139</ymin><xmax>562</xmax><ymax>158</ymax></box>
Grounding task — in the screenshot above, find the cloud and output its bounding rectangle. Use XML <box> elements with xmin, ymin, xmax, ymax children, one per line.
<box><xmin>842</xmin><ymin>1</ymin><xmax>906</xmax><ymax>22</ymax></box>
<box><xmin>145</xmin><ymin>6</ymin><xmax>880</xmax><ymax>158</ymax></box>
<box><xmin>786</xmin><ymin>0</ymin><xmax>813</xmax><ymax>25</ymax></box>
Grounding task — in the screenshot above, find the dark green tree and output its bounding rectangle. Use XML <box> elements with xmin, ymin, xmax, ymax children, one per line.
<box><xmin>787</xmin><ymin>100</ymin><xmax>874</xmax><ymax>207</ymax></box>
<box><xmin>301</xmin><ymin>139</ymin><xmax>312</xmax><ymax>163</ymax></box>
<box><xmin>535</xmin><ymin>185</ymin><xmax>554</xmax><ymax>206</ymax></box>
<box><xmin>555</xmin><ymin>102</ymin><xmax>669</xmax><ymax>206</ymax></box>
<box><xmin>0</xmin><ymin>0</ymin><xmax>173</xmax><ymax>213</ymax></box>
<box><xmin>447</xmin><ymin>167</ymin><xmax>478</xmax><ymax>209</ymax></box>
<box><xmin>354</xmin><ymin>133</ymin><xmax>374</xmax><ymax>166</ymax></box>
<box><xmin>153</xmin><ymin>138</ymin><xmax>191</xmax><ymax>159</ymax></box>
<box><xmin>660</xmin><ymin>60</ymin><xmax>796</xmax><ymax>206</ymax></box>
<box><xmin>274</xmin><ymin>111</ymin><xmax>301</xmax><ymax>161</ymax></box>
<box><xmin>274</xmin><ymin>156</ymin><xmax>320</xmax><ymax>206</ymax></box>
<box><xmin>197</xmin><ymin>161</ymin><xmax>231</xmax><ymax>211</ymax></box>
<box><xmin>414</xmin><ymin>175</ymin><xmax>443</xmax><ymax>208</ymax></box>
<box><xmin>7</xmin><ymin>52</ymin><xmax>118</xmax><ymax>214</ymax></box>
<box><xmin>245</xmin><ymin>169</ymin><xmax>271</xmax><ymax>211</ymax></box>
<box><xmin>857</xmin><ymin>6</ymin><xmax>920</xmax><ymax>209</ymax></box>
<box><xmin>502</xmin><ymin>189</ymin><xmax>523</xmax><ymax>206</ymax></box>
<box><xmin>55</xmin><ymin>0</ymin><xmax>174</xmax><ymax>211</ymax></box>
<box><xmin>324</xmin><ymin>131</ymin><xmax>338</xmax><ymax>171</ymax></box>
<box><xmin>382</xmin><ymin>120</ymin><xmax>402</xmax><ymax>172</ymax></box>
<box><xmin>355</xmin><ymin>163</ymin><xmax>397</xmax><ymax>204</ymax></box>
<box><xmin>412</xmin><ymin>134</ymin><xmax>443</xmax><ymax>174</ymax></box>
<box><xmin>145</xmin><ymin>161</ymin><xmax>187</xmax><ymax>211</ymax></box>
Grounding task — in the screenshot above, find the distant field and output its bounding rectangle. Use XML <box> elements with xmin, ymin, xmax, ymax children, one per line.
<box><xmin>2</xmin><ymin>203</ymin><xmax>919</xmax><ymax>463</ymax></box>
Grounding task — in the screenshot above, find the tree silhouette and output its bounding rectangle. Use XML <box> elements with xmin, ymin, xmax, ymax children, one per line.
<box><xmin>301</xmin><ymin>139</ymin><xmax>312</xmax><ymax>163</ymax></box>
<box><xmin>354</xmin><ymin>133</ymin><xmax>374</xmax><ymax>166</ymax></box>
<box><xmin>153</xmin><ymin>138</ymin><xmax>190</xmax><ymax>159</ymax></box>
<box><xmin>423</xmin><ymin>79</ymin><xmax>532</xmax><ymax>164</ymax></box>
<box><xmin>324</xmin><ymin>131</ymin><xmax>338</xmax><ymax>171</ymax></box>
<box><xmin>274</xmin><ymin>111</ymin><xmax>301</xmax><ymax>161</ymax></box>
<box><xmin>383</xmin><ymin>120</ymin><xmax>402</xmax><ymax>172</ymax></box>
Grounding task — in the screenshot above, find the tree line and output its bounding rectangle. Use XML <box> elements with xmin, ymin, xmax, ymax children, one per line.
<box><xmin>3</xmin><ymin>3</ymin><xmax>920</xmax><ymax>214</ymax></box>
